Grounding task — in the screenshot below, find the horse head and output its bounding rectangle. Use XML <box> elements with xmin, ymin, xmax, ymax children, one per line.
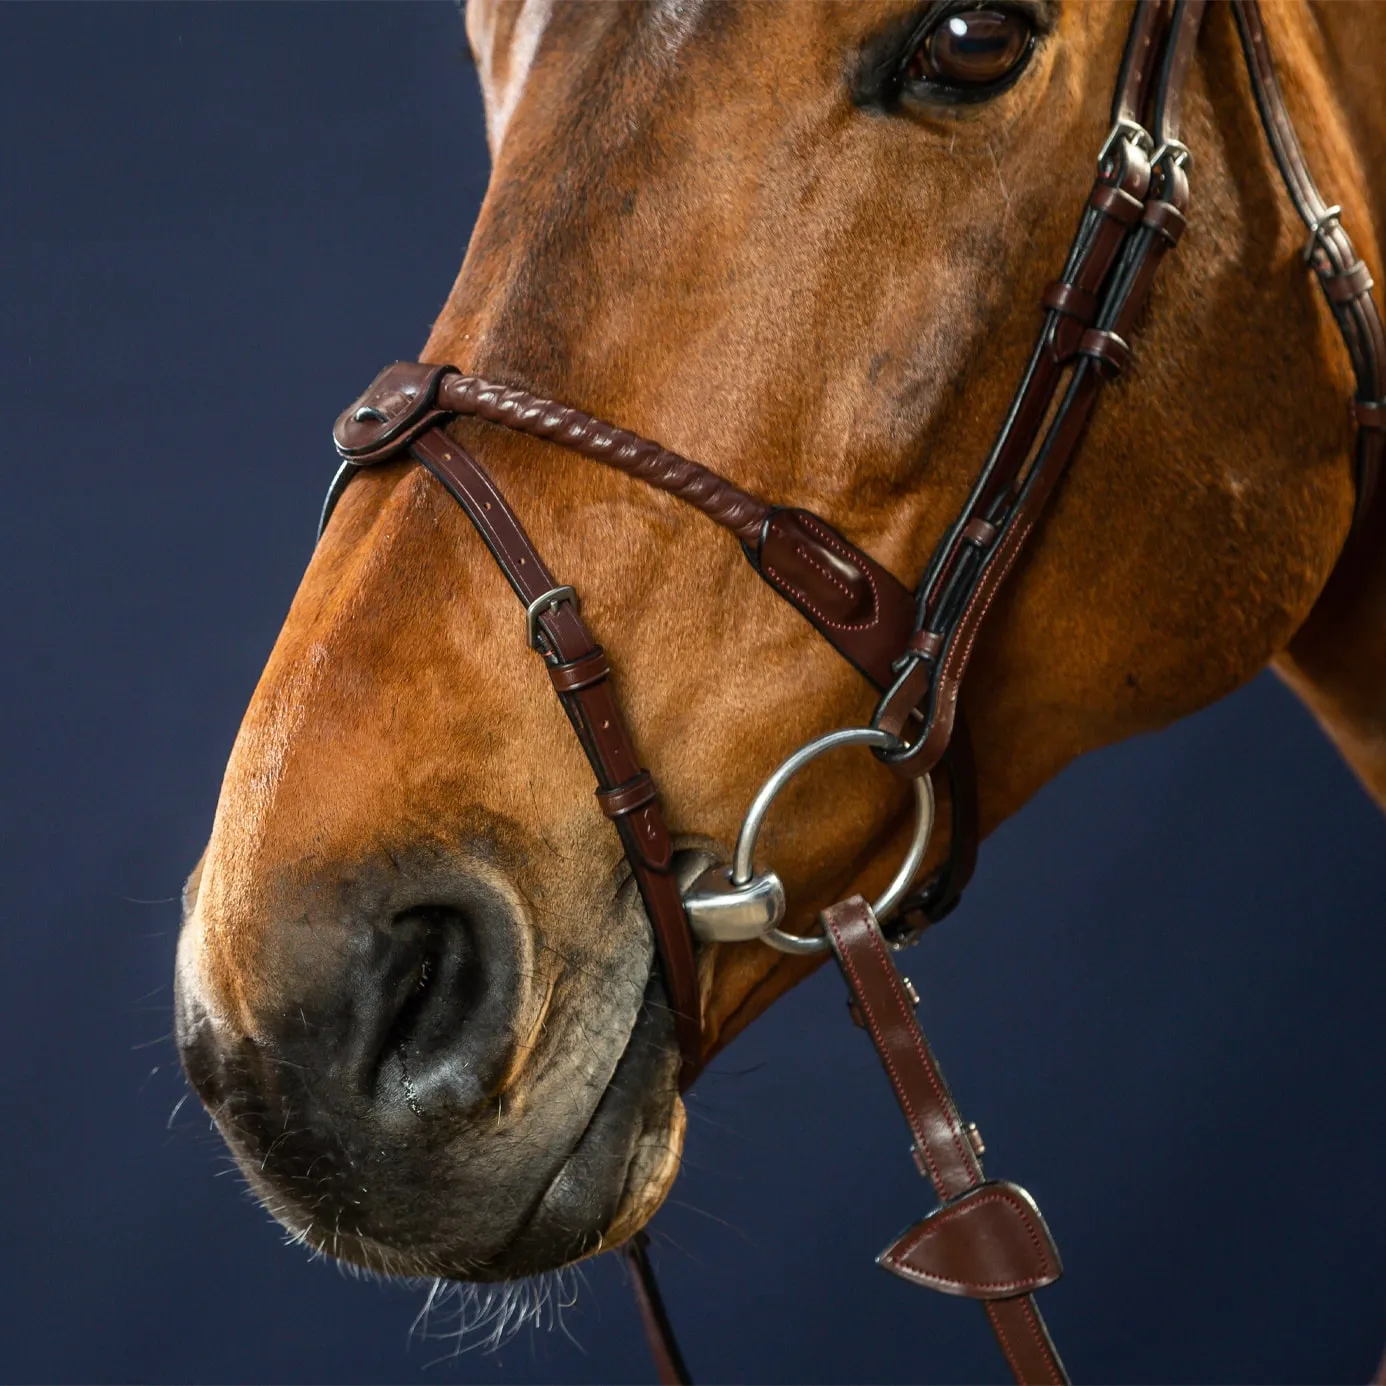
<box><xmin>174</xmin><ymin>0</ymin><xmax>1382</xmax><ymax>1285</ymax></box>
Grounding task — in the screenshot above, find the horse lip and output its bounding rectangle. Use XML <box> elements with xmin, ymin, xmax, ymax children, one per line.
<box><xmin>672</xmin><ymin>843</ymin><xmax>722</xmax><ymax>893</ymax></box>
<box><xmin>470</xmin><ymin>964</ymin><xmax>678</xmax><ymax>1279</ymax></box>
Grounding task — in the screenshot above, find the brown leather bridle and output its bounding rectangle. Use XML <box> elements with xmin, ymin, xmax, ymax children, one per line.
<box><xmin>318</xmin><ymin>2</ymin><xmax>1384</xmax><ymax>1380</ymax></box>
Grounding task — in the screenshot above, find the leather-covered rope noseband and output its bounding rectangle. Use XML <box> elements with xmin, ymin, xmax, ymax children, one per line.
<box><xmin>317</xmin><ymin>2</ymin><xmax>1384</xmax><ymax>1379</ymax></box>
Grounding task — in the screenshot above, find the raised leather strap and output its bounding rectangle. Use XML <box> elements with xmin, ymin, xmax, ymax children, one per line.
<box><xmin>821</xmin><ymin>896</ymin><xmax>1067</xmax><ymax>1386</ymax></box>
<box><xmin>437</xmin><ymin>373</ymin><xmax>770</xmax><ymax>545</ymax></box>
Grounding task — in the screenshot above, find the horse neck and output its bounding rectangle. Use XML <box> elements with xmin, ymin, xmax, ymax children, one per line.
<box><xmin>1271</xmin><ymin>1</ymin><xmax>1386</xmax><ymax>810</ymax></box>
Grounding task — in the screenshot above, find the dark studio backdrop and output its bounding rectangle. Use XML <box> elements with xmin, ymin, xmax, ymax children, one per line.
<box><xmin>5</xmin><ymin>5</ymin><xmax>1386</xmax><ymax>1383</ymax></box>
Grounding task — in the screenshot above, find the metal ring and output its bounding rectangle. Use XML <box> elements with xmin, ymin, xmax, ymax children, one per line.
<box><xmin>524</xmin><ymin>584</ymin><xmax>579</xmax><ymax>650</ymax></box>
<box><xmin>729</xmin><ymin>727</ymin><xmax>935</xmax><ymax>956</ymax></box>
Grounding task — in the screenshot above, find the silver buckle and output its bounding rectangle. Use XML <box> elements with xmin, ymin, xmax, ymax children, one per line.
<box><xmin>1097</xmin><ymin>117</ymin><xmax>1154</xmax><ymax>169</ymax></box>
<box><xmin>1303</xmin><ymin>205</ymin><xmax>1342</xmax><ymax>264</ymax></box>
<box><xmin>524</xmin><ymin>584</ymin><xmax>579</xmax><ymax>650</ymax></box>
<box><xmin>1151</xmin><ymin>139</ymin><xmax>1191</xmax><ymax>173</ymax></box>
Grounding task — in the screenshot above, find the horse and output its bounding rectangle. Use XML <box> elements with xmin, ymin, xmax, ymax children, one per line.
<box><xmin>173</xmin><ymin>0</ymin><xmax>1386</xmax><ymax>1372</ymax></box>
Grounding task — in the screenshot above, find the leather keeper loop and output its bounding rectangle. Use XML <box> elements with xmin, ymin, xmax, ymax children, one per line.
<box><xmin>907</xmin><ymin>629</ymin><xmax>944</xmax><ymax>660</ymax></box>
<box><xmin>1089</xmin><ymin>181</ymin><xmax>1144</xmax><ymax>227</ymax></box>
<box><xmin>549</xmin><ymin>647</ymin><xmax>611</xmax><ymax>694</ymax></box>
<box><xmin>960</xmin><ymin>517</ymin><xmax>998</xmax><ymax>547</ymax></box>
<box><xmin>1078</xmin><ymin>329</ymin><xmax>1132</xmax><ymax>377</ymax></box>
<box><xmin>1041</xmin><ymin>281</ymin><xmax>1099</xmax><ymax>324</ymax></box>
<box><xmin>1354</xmin><ymin>398</ymin><xmax>1386</xmax><ymax>429</ymax></box>
<box><xmin>1324</xmin><ymin>260</ymin><xmax>1375</xmax><ymax>303</ymax></box>
<box><xmin>1141</xmin><ymin>199</ymin><xmax>1187</xmax><ymax>244</ymax></box>
<box><xmin>597</xmin><ymin>771</ymin><xmax>658</xmax><ymax>819</ymax></box>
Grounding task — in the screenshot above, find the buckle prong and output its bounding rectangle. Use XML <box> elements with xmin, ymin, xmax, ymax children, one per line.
<box><xmin>1151</xmin><ymin>139</ymin><xmax>1191</xmax><ymax>174</ymax></box>
<box><xmin>525</xmin><ymin>585</ymin><xmax>579</xmax><ymax>650</ymax></box>
<box><xmin>1303</xmin><ymin>205</ymin><xmax>1343</xmax><ymax>264</ymax></box>
<box><xmin>1097</xmin><ymin>117</ymin><xmax>1154</xmax><ymax>168</ymax></box>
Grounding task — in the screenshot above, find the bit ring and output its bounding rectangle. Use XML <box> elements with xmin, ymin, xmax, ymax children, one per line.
<box><xmin>732</xmin><ymin>727</ymin><xmax>934</xmax><ymax>956</ymax></box>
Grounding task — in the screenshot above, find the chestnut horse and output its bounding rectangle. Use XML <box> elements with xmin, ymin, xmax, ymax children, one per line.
<box><xmin>177</xmin><ymin>0</ymin><xmax>1384</xmax><ymax>1308</ymax></box>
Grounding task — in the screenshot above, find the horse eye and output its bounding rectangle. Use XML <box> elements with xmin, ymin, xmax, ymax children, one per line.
<box><xmin>905</xmin><ymin>7</ymin><xmax>1034</xmax><ymax>97</ymax></box>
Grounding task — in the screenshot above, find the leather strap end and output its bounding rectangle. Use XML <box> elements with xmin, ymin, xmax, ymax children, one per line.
<box><xmin>619</xmin><ymin>805</ymin><xmax>674</xmax><ymax>873</ymax></box>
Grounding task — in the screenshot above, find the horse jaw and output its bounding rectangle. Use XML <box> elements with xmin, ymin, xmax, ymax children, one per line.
<box><xmin>1271</xmin><ymin>0</ymin><xmax>1386</xmax><ymax>812</ymax></box>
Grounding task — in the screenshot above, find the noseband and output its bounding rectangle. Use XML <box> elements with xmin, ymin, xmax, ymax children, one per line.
<box><xmin>318</xmin><ymin>2</ymin><xmax>1384</xmax><ymax>1379</ymax></box>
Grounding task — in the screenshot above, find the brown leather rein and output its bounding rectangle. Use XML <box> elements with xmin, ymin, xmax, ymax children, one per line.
<box><xmin>318</xmin><ymin>2</ymin><xmax>1384</xmax><ymax>1380</ymax></box>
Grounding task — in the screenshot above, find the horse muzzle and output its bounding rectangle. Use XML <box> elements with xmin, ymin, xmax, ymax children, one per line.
<box><xmin>173</xmin><ymin>850</ymin><xmax>683</xmax><ymax>1279</ymax></box>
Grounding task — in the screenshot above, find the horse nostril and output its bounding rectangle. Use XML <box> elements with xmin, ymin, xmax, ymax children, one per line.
<box><xmin>176</xmin><ymin>867</ymin><xmax>528</xmax><ymax>1159</ymax></box>
<box><xmin>361</xmin><ymin>902</ymin><xmax>505</xmax><ymax>1118</ymax></box>
<box><xmin>377</xmin><ymin>908</ymin><xmax>478</xmax><ymax>1057</ymax></box>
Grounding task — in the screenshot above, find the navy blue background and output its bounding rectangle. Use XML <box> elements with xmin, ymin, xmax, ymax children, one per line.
<box><xmin>4</xmin><ymin>5</ymin><xmax>1385</xmax><ymax>1382</ymax></box>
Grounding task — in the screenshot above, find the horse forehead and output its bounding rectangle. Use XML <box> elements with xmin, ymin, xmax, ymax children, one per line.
<box><xmin>468</xmin><ymin>0</ymin><xmax>914</xmax><ymax>133</ymax></box>
<box><xmin>468</xmin><ymin>0</ymin><xmax>735</xmax><ymax>119</ymax></box>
